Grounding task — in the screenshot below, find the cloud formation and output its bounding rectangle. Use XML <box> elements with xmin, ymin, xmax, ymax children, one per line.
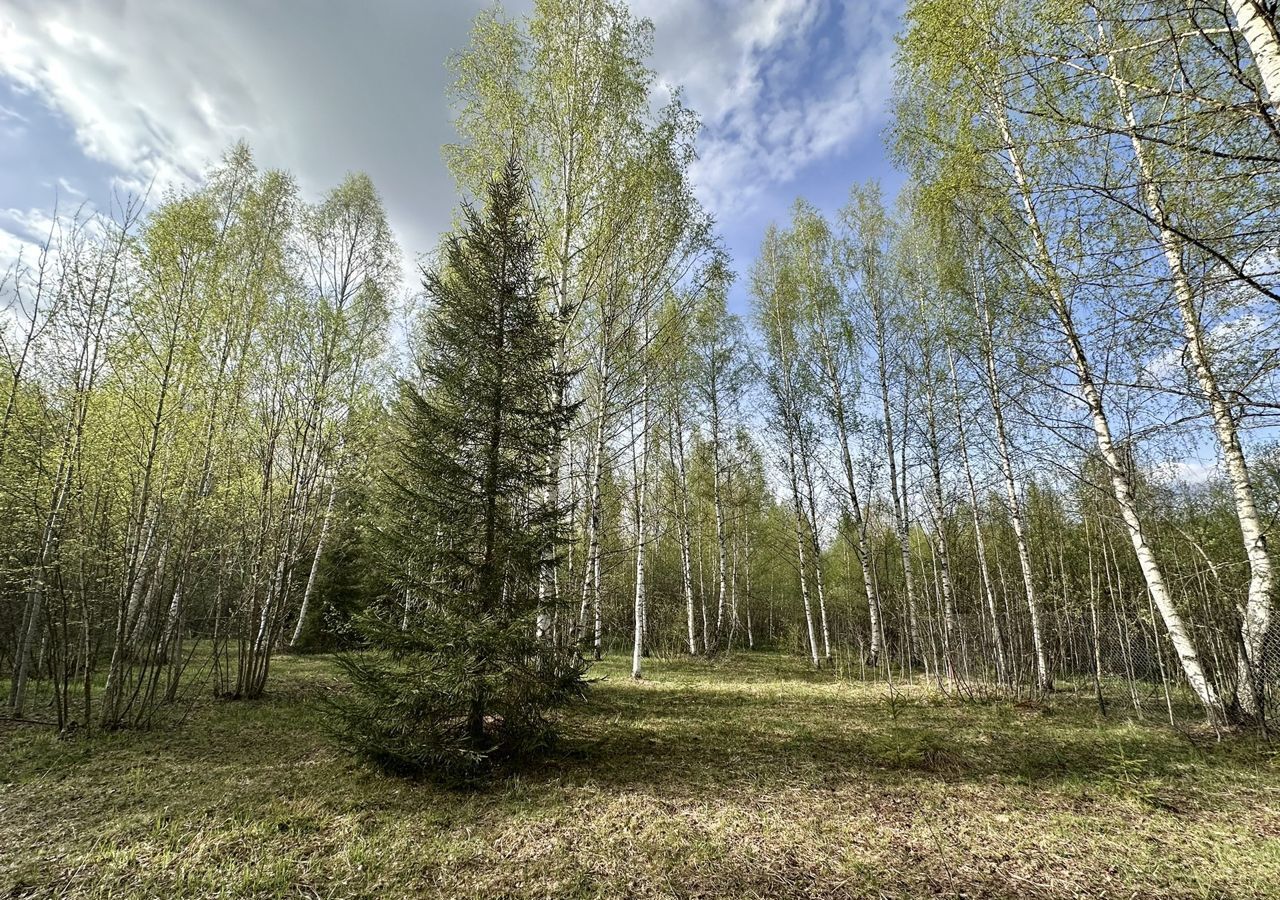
<box><xmin>0</xmin><ymin>1</ymin><xmax>901</xmax><ymax>282</ymax></box>
<box><xmin>0</xmin><ymin>0</ymin><xmax>496</xmax><ymax>273</ymax></box>
<box><xmin>636</xmin><ymin>0</ymin><xmax>900</xmax><ymax>219</ymax></box>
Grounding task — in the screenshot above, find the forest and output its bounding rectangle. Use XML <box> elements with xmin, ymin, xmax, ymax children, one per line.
<box><xmin>2</xmin><ymin>0</ymin><xmax>1279</xmax><ymax>897</ymax></box>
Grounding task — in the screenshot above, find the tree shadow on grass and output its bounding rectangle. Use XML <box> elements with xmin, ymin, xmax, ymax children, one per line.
<box><xmin>6</xmin><ymin>655</ymin><xmax>1277</xmax><ymax>900</ymax></box>
<box><xmin>540</xmin><ymin>671</ymin><xmax>1273</xmax><ymax>800</ymax></box>
<box><xmin>8</xmin><ymin>653</ymin><xmax>1272</xmax><ymax>808</ymax></box>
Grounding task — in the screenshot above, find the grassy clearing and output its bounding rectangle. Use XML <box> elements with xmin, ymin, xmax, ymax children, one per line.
<box><xmin>2</xmin><ymin>652</ymin><xmax>1278</xmax><ymax>899</ymax></box>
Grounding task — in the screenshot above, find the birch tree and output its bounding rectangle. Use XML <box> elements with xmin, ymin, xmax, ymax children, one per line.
<box><xmin>753</xmin><ymin>227</ymin><xmax>822</xmax><ymax>668</ymax></box>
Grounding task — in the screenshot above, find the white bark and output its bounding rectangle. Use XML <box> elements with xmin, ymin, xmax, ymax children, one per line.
<box><xmin>913</xmin><ymin>314</ymin><xmax>960</xmax><ymax>669</ymax></box>
<box><xmin>578</xmin><ymin>394</ymin><xmax>606</xmax><ymax>658</ymax></box>
<box><xmin>994</xmin><ymin>89</ymin><xmax>1224</xmax><ymax>720</ymax></box>
<box><xmin>789</xmin><ymin>445</ymin><xmax>821</xmax><ymax>670</ymax></box>
<box><xmin>1227</xmin><ymin>0</ymin><xmax>1280</xmax><ymax>113</ymax></box>
<box><xmin>671</xmin><ymin>414</ymin><xmax>698</xmax><ymax>655</ymax></box>
<box><xmin>799</xmin><ymin>443</ymin><xmax>832</xmax><ymax>662</ymax></box>
<box><xmin>1104</xmin><ymin>49</ymin><xmax>1275</xmax><ymax>716</ymax></box>
<box><xmin>631</xmin><ymin>370</ymin><xmax>650</xmax><ymax>680</ymax></box>
<box><xmin>290</xmin><ymin>468</ymin><xmax>338</xmax><ymax>648</ymax></box>
<box><xmin>874</xmin><ymin>299</ymin><xmax>921</xmax><ymax>659</ymax></box>
<box><xmin>764</xmin><ymin>265</ymin><xmax>820</xmax><ymax>668</ymax></box>
<box><xmin>728</xmin><ymin>533</ymin><xmax>740</xmax><ymax>649</ymax></box>
<box><xmin>744</xmin><ymin>527</ymin><xmax>755</xmax><ymax>650</ymax></box>
<box><xmin>10</xmin><ymin>440</ymin><xmax>79</xmax><ymax>715</ymax></box>
<box><xmin>972</xmin><ymin>280</ymin><xmax>1053</xmax><ymax>692</ymax></box>
<box><xmin>947</xmin><ymin>347</ymin><xmax>1009</xmax><ymax>686</ymax></box>
<box><xmin>923</xmin><ymin>383</ymin><xmax>959</xmax><ymax>683</ymax></box>
<box><xmin>710</xmin><ymin>389</ymin><xmax>730</xmax><ymax>652</ymax></box>
<box><xmin>812</xmin><ymin>312</ymin><xmax>882</xmax><ymax>663</ymax></box>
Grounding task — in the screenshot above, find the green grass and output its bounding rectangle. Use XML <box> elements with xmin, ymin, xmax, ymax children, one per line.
<box><xmin>3</xmin><ymin>652</ymin><xmax>1278</xmax><ymax>898</ymax></box>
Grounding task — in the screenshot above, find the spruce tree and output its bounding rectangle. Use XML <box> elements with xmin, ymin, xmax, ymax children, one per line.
<box><xmin>333</xmin><ymin>157</ymin><xmax>584</xmax><ymax>780</ymax></box>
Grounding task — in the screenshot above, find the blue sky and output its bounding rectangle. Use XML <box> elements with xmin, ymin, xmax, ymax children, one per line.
<box><xmin>0</xmin><ymin>0</ymin><xmax>904</xmax><ymax>314</ymax></box>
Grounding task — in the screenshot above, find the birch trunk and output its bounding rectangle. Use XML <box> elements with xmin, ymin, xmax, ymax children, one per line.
<box><xmin>799</xmin><ymin>442</ymin><xmax>832</xmax><ymax>662</ymax></box>
<box><xmin>972</xmin><ymin>283</ymin><xmax>1052</xmax><ymax>692</ymax></box>
<box><xmin>914</xmin><ymin>309</ymin><xmax>959</xmax><ymax>676</ymax></box>
<box><xmin>993</xmin><ymin>89</ymin><xmax>1224</xmax><ymax>720</ymax></box>
<box><xmin>728</xmin><ymin>534</ymin><xmax>740</xmax><ymax>650</ymax></box>
<box><xmin>10</xmin><ymin>428</ymin><xmax>79</xmax><ymax>715</ymax></box>
<box><xmin>1104</xmin><ymin>45</ymin><xmax>1275</xmax><ymax>718</ymax></box>
<box><xmin>744</xmin><ymin>527</ymin><xmax>755</xmax><ymax>650</ymax></box>
<box><xmin>577</xmin><ymin>365</ymin><xmax>608</xmax><ymax>661</ymax></box>
<box><xmin>1227</xmin><ymin>0</ymin><xmax>1280</xmax><ymax>113</ymax></box>
<box><xmin>710</xmin><ymin>389</ymin><xmax>730</xmax><ymax>652</ymax></box>
<box><xmin>1085</xmin><ymin>516</ymin><xmax>1108</xmax><ymax>715</ymax></box>
<box><xmin>789</xmin><ymin>445</ymin><xmax>821</xmax><ymax>669</ymax></box>
<box><xmin>923</xmin><ymin>381</ymin><xmax>959</xmax><ymax>683</ymax></box>
<box><xmin>540</xmin><ymin>173</ymin><xmax>578</xmax><ymax>645</ymax></box>
<box><xmin>631</xmin><ymin>370</ymin><xmax>650</xmax><ymax>680</ymax></box>
<box><xmin>947</xmin><ymin>347</ymin><xmax>1009</xmax><ymax>685</ymax></box>
<box><xmin>290</xmin><ymin>468</ymin><xmax>337</xmax><ymax>648</ymax></box>
<box><xmin>671</xmin><ymin>411</ymin><xmax>698</xmax><ymax>654</ymax></box>
<box><xmin>697</xmin><ymin>512</ymin><xmax>710</xmax><ymax>653</ymax></box>
<box><xmin>764</xmin><ymin>262</ymin><xmax>820</xmax><ymax>668</ymax></box>
<box><xmin>815</xmin><ymin>328</ymin><xmax>882</xmax><ymax>664</ymax></box>
<box><xmin>875</xmin><ymin>302</ymin><xmax>921</xmax><ymax>659</ymax></box>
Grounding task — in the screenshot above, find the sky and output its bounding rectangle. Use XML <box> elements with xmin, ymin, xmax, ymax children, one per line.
<box><xmin>0</xmin><ymin>0</ymin><xmax>905</xmax><ymax>314</ymax></box>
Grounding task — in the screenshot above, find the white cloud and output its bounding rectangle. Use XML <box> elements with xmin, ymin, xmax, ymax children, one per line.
<box><xmin>53</xmin><ymin>177</ymin><xmax>84</xmax><ymax>200</ymax></box>
<box><xmin>0</xmin><ymin>205</ymin><xmax>58</xmax><ymax>274</ymax></box>
<box><xmin>1152</xmin><ymin>458</ymin><xmax>1219</xmax><ymax>486</ymax></box>
<box><xmin>0</xmin><ymin>227</ymin><xmax>35</xmax><ymax>273</ymax></box>
<box><xmin>2</xmin><ymin>206</ymin><xmax>58</xmax><ymax>240</ymax></box>
<box><xmin>0</xmin><ymin>0</ymin><xmax>902</xmax><ymax>289</ymax></box>
<box><xmin>634</xmin><ymin>0</ymin><xmax>900</xmax><ymax>218</ymax></box>
<box><xmin>0</xmin><ymin>2</ymin><xmax>247</xmax><ymax>197</ymax></box>
<box><xmin>0</xmin><ymin>0</ymin><xmax>493</xmax><ymax>283</ymax></box>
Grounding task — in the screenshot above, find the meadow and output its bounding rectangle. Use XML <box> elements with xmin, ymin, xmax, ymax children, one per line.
<box><xmin>3</xmin><ymin>652</ymin><xmax>1278</xmax><ymax>899</ymax></box>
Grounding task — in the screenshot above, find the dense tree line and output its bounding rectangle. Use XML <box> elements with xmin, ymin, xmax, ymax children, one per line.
<box><xmin>3</xmin><ymin>0</ymin><xmax>1278</xmax><ymax>758</ymax></box>
<box><xmin>1</xmin><ymin>145</ymin><xmax>397</xmax><ymax>729</ymax></box>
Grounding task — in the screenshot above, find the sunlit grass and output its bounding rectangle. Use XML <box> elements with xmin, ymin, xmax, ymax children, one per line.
<box><xmin>3</xmin><ymin>651</ymin><xmax>1278</xmax><ymax>898</ymax></box>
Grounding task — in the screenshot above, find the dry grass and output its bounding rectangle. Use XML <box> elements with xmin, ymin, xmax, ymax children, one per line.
<box><xmin>2</xmin><ymin>651</ymin><xmax>1278</xmax><ymax>898</ymax></box>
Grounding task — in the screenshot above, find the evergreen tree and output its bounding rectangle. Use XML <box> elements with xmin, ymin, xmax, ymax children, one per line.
<box><xmin>333</xmin><ymin>157</ymin><xmax>584</xmax><ymax>780</ymax></box>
